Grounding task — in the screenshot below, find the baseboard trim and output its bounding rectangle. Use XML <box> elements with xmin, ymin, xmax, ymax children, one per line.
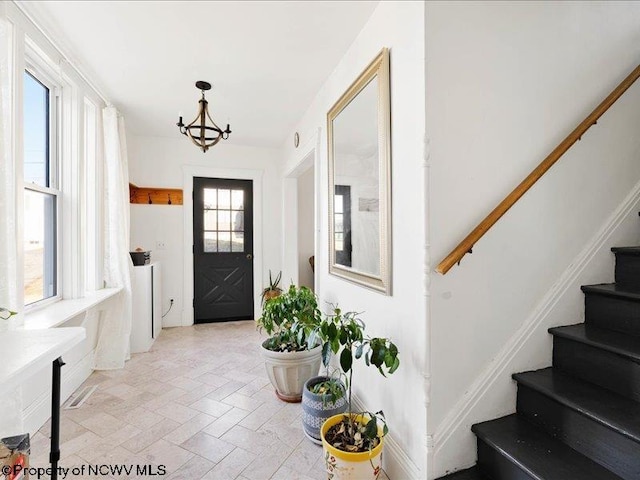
<box><xmin>351</xmin><ymin>395</ymin><xmax>423</xmax><ymax>480</ymax></box>
<box><xmin>24</xmin><ymin>351</ymin><xmax>94</xmax><ymax>436</ymax></box>
<box><xmin>432</xmin><ymin>176</ymin><xmax>640</xmax><ymax>475</ymax></box>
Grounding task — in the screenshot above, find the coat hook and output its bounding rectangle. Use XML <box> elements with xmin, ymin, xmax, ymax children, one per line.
<box><xmin>148</xmin><ymin>193</ymin><xmax>152</xmax><ymax>204</ymax></box>
<box><xmin>168</xmin><ymin>194</ymin><xmax>172</xmax><ymax>205</ymax></box>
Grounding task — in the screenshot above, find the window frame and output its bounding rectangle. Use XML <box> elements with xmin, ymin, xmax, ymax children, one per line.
<box><xmin>23</xmin><ymin>62</ymin><xmax>62</xmax><ymax>310</ymax></box>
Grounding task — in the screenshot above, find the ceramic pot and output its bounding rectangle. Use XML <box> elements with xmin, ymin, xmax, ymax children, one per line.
<box><xmin>321</xmin><ymin>414</ymin><xmax>384</xmax><ymax>480</ymax></box>
<box><xmin>302</xmin><ymin>376</ymin><xmax>347</xmax><ymax>444</ymax></box>
<box><xmin>261</xmin><ymin>341</ymin><xmax>322</xmax><ymax>402</ymax></box>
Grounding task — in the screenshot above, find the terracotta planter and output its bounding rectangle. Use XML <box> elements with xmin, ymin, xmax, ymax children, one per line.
<box><xmin>261</xmin><ymin>341</ymin><xmax>322</xmax><ymax>402</ymax></box>
<box><xmin>262</xmin><ymin>289</ymin><xmax>281</xmax><ymax>303</ymax></box>
<box><xmin>321</xmin><ymin>414</ymin><xmax>384</xmax><ymax>480</ymax></box>
<box><xmin>302</xmin><ymin>376</ymin><xmax>347</xmax><ymax>444</ymax></box>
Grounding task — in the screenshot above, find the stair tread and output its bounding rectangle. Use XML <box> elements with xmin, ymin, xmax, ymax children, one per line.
<box><xmin>472</xmin><ymin>414</ymin><xmax>622</xmax><ymax>480</ymax></box>
<box><xmin>611</xmin><ymin>246</ymin><xmax>640</xmax><ymax>255</ymax></box>
<box><xmin>581</xmin><ymin>283</ymin><xmax>640</xmax><ymax>299</ymax></box>
<box><xmin>514</xmin><ymin>367</ymin><xmax>640</xmax><ymax>443</ymax></box>
<box><xmin>437</xmin><ymin>466</ymin><xmax>484</xmax><ymax>480</ymax></box>
<box><xmin>549</xmin><ymin>324</ymin><xmax>640</xmax><ymax>361</ymax></box>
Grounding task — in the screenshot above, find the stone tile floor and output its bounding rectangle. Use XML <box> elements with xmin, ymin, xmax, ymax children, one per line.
<box><xmin>31</xmin><ymin>321</ymin><xmax>390</xmax><ymax>479</ymax></box>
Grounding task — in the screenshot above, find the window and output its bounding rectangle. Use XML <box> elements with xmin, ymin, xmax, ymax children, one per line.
<box><xmin>23</xmin><ymin>70</ymin><xmax>59</xmax><ymax>305</ymax></box>
<box><xmin>203</xmin><ymin>188</ymin><xmax>245</xmax><ymax>253</ymax></box>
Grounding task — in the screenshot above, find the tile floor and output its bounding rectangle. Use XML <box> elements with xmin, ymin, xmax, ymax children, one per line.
<box><xmin>31</xmin><ymin>321</ymin><xmax>390</xmax><ymax>479</ymax></box>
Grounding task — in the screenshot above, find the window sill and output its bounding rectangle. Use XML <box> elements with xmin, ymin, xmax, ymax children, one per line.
<box><xmin>23</xmin><ymin>288</ymin><xmax>122</xmax><ymax>330</ymax></box>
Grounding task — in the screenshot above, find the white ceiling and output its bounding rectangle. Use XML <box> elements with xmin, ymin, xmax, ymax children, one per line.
<box><xmin>23</xmin><ymin>1</ymin><xmax>379</xmax><ymax>148</ymax></box>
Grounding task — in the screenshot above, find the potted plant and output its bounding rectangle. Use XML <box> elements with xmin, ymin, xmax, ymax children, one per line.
<box><xmin>261</xmin><ymin>270</ymin><xmax>283</xmax><ymax>304</ymax></box>
<box><xmin>302</xmin><ymin>373</ymin><xmax>347</xmax><ymax>445</ymax></box>
<box><xmin>316</xmin><ymin>307</ymin><xmax>400</xmax><ymax>480</ymax></box>
<box><xmin>256</xmin><ymin>284</ymin><xmax>322</xmax><ymax>402</ymax></box>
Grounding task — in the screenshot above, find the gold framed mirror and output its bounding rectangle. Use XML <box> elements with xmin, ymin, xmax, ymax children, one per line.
<box><xmin>327</xmin><ymin>48</ymin><xmax>391</xmax><ymax>295</ymax></box>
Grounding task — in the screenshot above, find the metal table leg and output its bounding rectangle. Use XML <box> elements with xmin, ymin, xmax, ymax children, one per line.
<box><xmin>50</xmin><ymin>357</ymin><xmax>65</xmax><ymax>480</ymax></box>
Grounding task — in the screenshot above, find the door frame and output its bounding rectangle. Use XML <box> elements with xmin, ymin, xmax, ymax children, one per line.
<box><xmin>282</xmin><ymin>128</ymin><xmax>321</xmax><ymax>296</ymax></box>
<box><xmin>183</xmin><ymin>166</ymin><xmax>263</xmax><ymax>326</ymax></box>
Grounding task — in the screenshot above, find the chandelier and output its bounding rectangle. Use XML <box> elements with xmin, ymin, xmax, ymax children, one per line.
<box><xmin>177</xmin><ymin>81</ymin><xmax>231</xmax><ymax>152</ymax></box>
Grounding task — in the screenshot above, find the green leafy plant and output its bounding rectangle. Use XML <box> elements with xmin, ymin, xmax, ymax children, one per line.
<box><xmin>256</xmin><ymin>284</ymin><xmax>321</xmax><ymax>352</ymax></box>
<box><xmin>316</xmin><ymin>306</ymin><xmax>399</xmax><ymax>452</ymax></box>
<box><xmin>0</xmin><ymin>308</ymin><xmax>17</xmax><ymax>320</ymax></box>
<box><xmin>261</xmin><ymin>270</ymin><xmax>283</xmax><ymax>305</ymax></box>
<box><xmin>308</xmin><ymin>375</ymin><xmax>345</xmax><ymax>405</ymax></box>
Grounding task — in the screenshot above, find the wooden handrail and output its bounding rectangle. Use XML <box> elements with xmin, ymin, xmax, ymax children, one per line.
<box><xmin>436</xmin><ymin>63</ymin><xmax>640</xmax><ymax>275</ymax></box>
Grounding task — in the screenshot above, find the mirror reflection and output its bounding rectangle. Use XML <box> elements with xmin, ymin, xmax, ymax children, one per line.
<box><xmin>332</xmin><ymin>79</ymin><xmax>380</xmax><ymax>275</ymax></box>
<box><xmin>328</xmin><ymin>48</ymin><xmax>391</xmax><ymax>294</ymax></box>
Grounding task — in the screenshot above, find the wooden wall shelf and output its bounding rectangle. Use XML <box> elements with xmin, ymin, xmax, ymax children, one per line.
<box><xmin>129</xmin><ymin>183</ymin><xmax>183</xmax><ymax>205</ymax></box>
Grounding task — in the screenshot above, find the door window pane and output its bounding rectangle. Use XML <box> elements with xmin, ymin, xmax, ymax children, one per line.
<box><xmin>23</xmin><ymin>72</ymin><xmax>50</xmax><ymax>187</ymax></box>
<box><xmin>204</xmin><ymin>210</ymin><xmax>217</xmax><ymax>231</ymax></box>
<box><xmin>335</xmin><ymin>195</ymin><xmax>343</xmax><ymax>214</ymax></box>
<box><xmin>231</xmin><ymin>232</ymin><xmax>244</xmax><ymax>252</ymax></box>
<box><xmin>218</xmin><ymin>210</ymin><xmax>231</xmax><ymax>231</ymax></box>
<box><xmin>218</xmin><ymin>189</ymin><xmax>231</xmax><ymax>209</ymax></box>
<box><xmin>24</xmin><ymin>189</ymin><xmax>56</xmax><ymax>304</ymax></box>
<box><xmin>204</xmin><ymin>188</ymin><xmax>217</xmax><ymax>209</ymax></box>
<box><xmin>232</xmin><ymin>190</ymin><xmax>244</xmax><ymax>210</ymax></box>
<box><xmin>232</xmin><ymin>210</ymin><xmax>244</xmax><ymax>232</ymax></box>
<box><xmin>218</xmin><ymin>232</ymin><xmax>231</xmax><ymax>252</ymax></box>
<box><xmin>204</xmin><ymin>232</ymin><xmax>217</xmax><ymax>252</ymax></box>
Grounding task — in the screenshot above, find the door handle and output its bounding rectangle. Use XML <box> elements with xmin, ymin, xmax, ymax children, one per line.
<box><xmin>246</xmin><ymin>253</ymin><xmax>253</xmax><ymax>260</ymax></box>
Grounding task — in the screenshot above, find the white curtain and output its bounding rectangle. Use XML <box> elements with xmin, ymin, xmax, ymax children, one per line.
<box><xmin>94</xmin><ymin>107</ymin><xmax>133</xmax><ymax>370</ymax></box>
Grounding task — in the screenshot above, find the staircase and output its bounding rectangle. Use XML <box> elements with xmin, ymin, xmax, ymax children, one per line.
<box><xmin>439</xmin><ymin>246</ymin><xmax>640</xmax><ymax>480</ymax></box>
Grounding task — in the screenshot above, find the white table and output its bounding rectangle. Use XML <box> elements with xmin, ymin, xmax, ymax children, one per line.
<box><xmin>0</xmin><ymin>327</ymin><xmax>85</xmax><ymax>480</ymax></box>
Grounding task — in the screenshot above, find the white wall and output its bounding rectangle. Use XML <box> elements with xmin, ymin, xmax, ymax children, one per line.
<box><xmin>128</xmin><ymin>135</ymin><xmax>282</xmax><ymax>327</ymax></box>
<box><xmin>425</xmin><ymin>2</ymin><xmax>640</xmax><ymax>476</ymax></box>
<box><xmin>297</xmin><ymin>166</ymin><xmax>315</xmax><ymax>289</ymax></box>
<box><xmin>281</xmin><ymin>2</ymin><xmax>427</xmax><ymax>478</ymax></box>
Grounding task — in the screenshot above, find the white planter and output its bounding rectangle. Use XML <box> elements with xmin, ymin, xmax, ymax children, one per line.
<box><xmin>321</xmin><ymin>414</ymin><xmax>384</xmax><ymax>480</ymax></box>
<box><xmin>261</xmin><ymin>341</ymin><xmax>322</xmax><ymax>402</ymax></box>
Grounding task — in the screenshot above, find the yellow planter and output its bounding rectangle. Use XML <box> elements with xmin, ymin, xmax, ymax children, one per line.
<box><xmin>320</xmin><ymin>414</ymin><xmax>384</xmax><ymax>480</ymax></box>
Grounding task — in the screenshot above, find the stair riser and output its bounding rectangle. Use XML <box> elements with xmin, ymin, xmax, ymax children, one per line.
<box><xmin>437</xmin><ymin>467</ymin><xmax>482</xmax><ymax>480</ymax></box>
<box><xmin>553</xmin><ymin>336</ymin><xmax>640</xmax><ymax>402</ymax></box>
<box><xmin>476</xmin><ymin>440</ymin><xmax>534</xmax><ymax>480</ymax></box>
<box><xmin>585</xmin><ymin>293</ymin><xmax>640</xmax><ymax>335</ymax></box>
<box><xmin>615</xmin><ymin>254</ymin><xmax>640</xmax><ymax>288</ymax></box>
<box><xmin>517</xmin><ymin>384</ymin><xmax>640</xmax><ymax>480</ymax></box>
